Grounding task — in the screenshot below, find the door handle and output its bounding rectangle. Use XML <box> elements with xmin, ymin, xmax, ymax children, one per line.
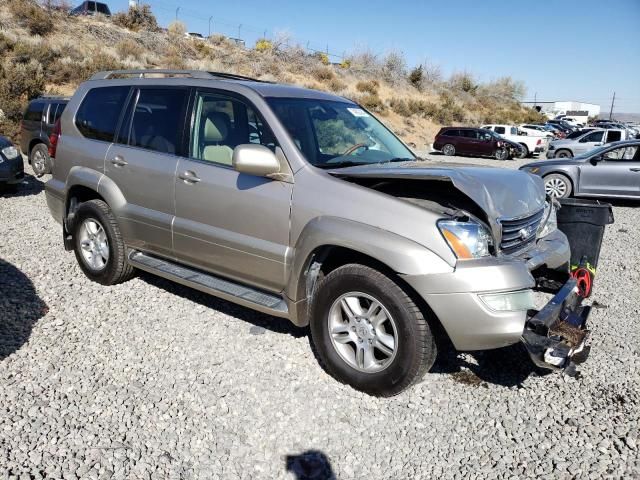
<box><xmin>110</xmin><ymin>155</ymin><xmax>128</xmax><ymax>167</ymax></box>
<box><xmin>178</xmin><ymin>170</ymin><xmax>201</xmax><ymax>184</ymax></box>
<box><xmin>630</xmin><ymin>168</ymin><xmax>640</xmax><ymax>172</ymax></box>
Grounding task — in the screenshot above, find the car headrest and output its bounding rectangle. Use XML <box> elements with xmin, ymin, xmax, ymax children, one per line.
<box><xmin>204</xmin><ymin>112</ymin><xmax>231</xmax><ymax>142</ymax></box>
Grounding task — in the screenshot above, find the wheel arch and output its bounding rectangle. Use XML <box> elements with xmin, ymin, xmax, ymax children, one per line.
<box><xmin>285</xmin><ymin>216</ymin><xmax>453</xmax><ymax>327</ymax></box>
<box><xmin>541</xmin><ymin>170</ymin><xmax>576</xmax><ymax>193</ymax></box>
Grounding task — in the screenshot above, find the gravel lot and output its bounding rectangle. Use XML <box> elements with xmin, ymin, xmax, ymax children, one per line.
<box><xmin>1</xmin><ymin>153</ymin><xmax>639</xmax><ymax>479</ymax></box>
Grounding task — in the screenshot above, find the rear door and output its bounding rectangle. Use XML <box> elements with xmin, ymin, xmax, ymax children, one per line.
<box><xmin>604</xmin><ymin>130</ymin><xmax>623</xmax><ymax>144</ymax></box>
<box><xmin>20</xmin><ymin>101</ymin><xmax>46</xmax><ymax>154</ymax></box>
<box><xmin>105</xmin><ymin>86</ymin><xmax>190</xmax><ymax>258</ymax></box>
<box><xmin>172</xmin><ymin>89</ymin><xmax>293</xmax><ymax>291</ymax></box>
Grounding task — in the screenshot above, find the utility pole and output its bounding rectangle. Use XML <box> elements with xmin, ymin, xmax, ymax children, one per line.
<box><xmin>609</xmin><ymin>92</ymin><xmax>616</xmax><ymax>120</ymax></box>
<box><xmin>175</xmin><ymin>6</ymin><xmax>180</xmax><ymax>21</ymax></box>
<box><xmin>208</xmin><ymin>16</ymin><xmax>213</xmax><ymax>37</ymax></box>
<box><xmin>238</xmin><ymin>24</ymin><xmax>242</xmax><ymax>40</ymax></box>
<box><xmin>534</xmin><ymin>92</ymin><xmax>537</xmax><ymax>107</ymax></box>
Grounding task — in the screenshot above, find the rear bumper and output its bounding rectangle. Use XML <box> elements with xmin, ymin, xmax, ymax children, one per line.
<box><xmin>521</xmin><ymin>278</ymin><xmax>590</xmax><ymax>375</ymax></box>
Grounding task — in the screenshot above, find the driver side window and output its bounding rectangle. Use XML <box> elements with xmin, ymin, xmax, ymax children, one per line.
<box><xmin>603</xmin><ymin>146</ymin><xmax>638</xmax><ymax>161</ymax></box>
<box><xmin>190</xmin><ymin>92</ymin><xmax>277</xmax><ymax>166</ymax></box>
<box><xmin>581</xmin><ymin>131</ymin><xmax>604</xmax><ymax>143</ymax></box>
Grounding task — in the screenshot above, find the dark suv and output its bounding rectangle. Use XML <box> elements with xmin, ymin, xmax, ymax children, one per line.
<box><xmin>433</xmin><ymin>127</ymin><xmax>521</xmax><ymax>160</ymax></box>
<box><xmin>20</xmin><ymin>96</ymin><xmax>69</xmax><ymax>176</ymax></box>
<box><xmin>70</xmin><ymin>1</ymin><xmax>111</xmax><ymax>16</ymax></box>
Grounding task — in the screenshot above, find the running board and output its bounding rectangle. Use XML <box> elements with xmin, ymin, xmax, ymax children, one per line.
<box><xmin>128</xmin><ymin>251</ymin><xmax>289</xmax><ymax>318</ymax></box>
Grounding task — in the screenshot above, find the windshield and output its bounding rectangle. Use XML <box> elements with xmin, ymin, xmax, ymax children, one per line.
<box><xmin>267</xmin><ymin>98</ymin><xmax>415</xmax><ymax>168</ymax></box>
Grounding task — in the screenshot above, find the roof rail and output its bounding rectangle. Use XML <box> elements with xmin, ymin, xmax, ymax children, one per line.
<box><xmin>89</xmin><ymin>70</ymin><xmax>215</xmax><ymax>80</ymax></box>
<box><xmin>90</xmin><ymin>69</ymin><xmax>269</xmax><ymax>82</ymax></box>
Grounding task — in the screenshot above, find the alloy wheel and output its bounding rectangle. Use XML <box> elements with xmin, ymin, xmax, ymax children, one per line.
<box><xmin>78</xmin><ymin>218</ymin><xmax>110</xmax><ymax>271</ymax></box>
<box><xmin>32</xmin><ymin>149</ymin><xmax>47</xmax><ymax>176</ymax></box>
<box><xmin>545</xmin><ymin>177</ymin><xmax>568</xmax><ymax>198</ymax></box>
<box><xmin>327</xmin><ymin>292</ymin><xmax>398</xmax><ymax>373</ymax></box>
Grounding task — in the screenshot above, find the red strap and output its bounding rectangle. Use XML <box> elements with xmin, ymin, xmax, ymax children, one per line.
<box><xmin>571</xmin><ymin>268</ymin><xmax>592</xmax><ymax>298</ymax></box>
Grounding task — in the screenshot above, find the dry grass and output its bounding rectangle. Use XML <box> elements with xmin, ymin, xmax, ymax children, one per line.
<box><xmin>0</xmin><ymin>0</ymin><xmax>546</xmax><ymax>147</ymax></box>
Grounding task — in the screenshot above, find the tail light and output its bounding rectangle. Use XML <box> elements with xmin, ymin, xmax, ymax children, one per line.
<box><xmin>536</xmin><ymin>139</ymin><xmax>542</xmax><ymax>145</ymax></box>
<box><xmin>49</xmin><ymin>119</ymin><xmax>61</xmax><ymax>158</ymax></box>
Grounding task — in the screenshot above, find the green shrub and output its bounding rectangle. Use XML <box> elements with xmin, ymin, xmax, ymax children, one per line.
<box><xmin>408</xmin><ymin>65</ymin><xmax>423</xmax><ymax>89</ymax></box>
<box><xmin>316</xmin><ymin>52</ymin><xmax>329</xmax><ymax>65</ymax></box>
<box><xmin>327</xmin><ymin>77</ymin><xmax>347</xmax><ymax>92</ymax></box>
<box><xmin>112</xmin><ymin>5</ymin><xmax>159</xmax><ymax>32</ymax></box>
<box><xmin>390</xmin><ymin>98</ymin><xmax>411</xmax><ymax>117</ymax></box>
<box><xmin>0</xmin><ymin>33</ymin><xmax>16</xmax><ymax>55</ymax></box>
<box><xmin>8</xmin><ymin>0</ymin><xmax>55</xmax><ymax>36</ymax></box>
<box><xmin>0</xmin><ymin>60</ymin><xmax>45</xmax><ymax>140</ymax></box>
<box><xmin>13</xmin><ymin>41</ymin><xmax>60</xmax><ymax>67</ymax></box>
<box><xmin>339</xmin><ymin>59</ymin><xmax>351</xmax><ymax>69</ymax></box>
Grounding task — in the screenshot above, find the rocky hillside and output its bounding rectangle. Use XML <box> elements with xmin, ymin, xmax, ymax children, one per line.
<box><xmin>0</xmin><ymin>0</ymin><xmax>545</xmax><ymax>146</ymax></box>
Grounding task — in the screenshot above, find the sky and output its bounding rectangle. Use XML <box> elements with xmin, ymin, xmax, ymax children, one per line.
<box><xmin>113</xmin><ymin>0</ymin><xmax>640</xmax><ymax>113</ymax></box>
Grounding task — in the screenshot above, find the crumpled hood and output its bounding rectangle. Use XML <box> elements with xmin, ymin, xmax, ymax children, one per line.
<box><xmin>330</xmin><ymin>161</ymin><xmax>546</xmax><ymax>233</ymax></box>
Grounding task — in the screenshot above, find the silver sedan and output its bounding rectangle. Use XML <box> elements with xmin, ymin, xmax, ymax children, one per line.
<box><xmin>520</xmin><ymin>141</ymin><xmax>640</xmax><ymax>199</ymax></box>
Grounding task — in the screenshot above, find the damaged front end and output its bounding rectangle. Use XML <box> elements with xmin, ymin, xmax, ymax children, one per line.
<box><xmin>523</xmin><ymin>277</ymin><xmax>591</xmax><ymax>377</ymax></box>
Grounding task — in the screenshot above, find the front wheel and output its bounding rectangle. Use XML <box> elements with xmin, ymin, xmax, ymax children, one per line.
<box><xmin>309</xmin><ymin>264</ymin><xmax>437</xmax><ymax>396</ymax></box>
<box><xmin>495</xmin><ymin>148</ymin><xmax>510</xmax><ymax>160</ymax></box>
<box><xmin>544</xmin><ymin>173</ymin><xmax>573</xmax><ymax>198</ymax></box>
<box><xmin>555</xmin><ymin>149</ymin><xmax>573</xmax><ymax>159</ymax></box>
<box><xmin>30</xmin><ymin>144</ymin><xmax>50</xmax><ymax>177</ymax></box>
<box><xmin>517</xmin><ymin>144</ymin><xmax>529</xmax><ymax>159</ymax></box>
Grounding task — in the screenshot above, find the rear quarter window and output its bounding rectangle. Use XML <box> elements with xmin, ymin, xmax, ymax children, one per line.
<box><xmin>75</xmin><ymin>86</ymin><xmax>129</xmax><ymax>142</ymax></box>
<box><xmin>24</xmin><ymin>102</ymin><xmax>45</xmax><ymax>122</ymax></box>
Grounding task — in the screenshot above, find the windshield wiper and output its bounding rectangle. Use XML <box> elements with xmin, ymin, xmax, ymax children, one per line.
<box><xmin>314</xmin><ymin>161</ymin><xmax>371</xmax><ymax>169</ymax></box>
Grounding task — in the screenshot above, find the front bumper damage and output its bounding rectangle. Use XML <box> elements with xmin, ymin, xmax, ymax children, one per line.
<box><xmin>522</xmin><ymin>277</ymin><xmax>590</xmax><ymax>376</ymax></box>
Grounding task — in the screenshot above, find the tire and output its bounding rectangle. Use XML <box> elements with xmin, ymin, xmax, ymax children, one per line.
<box><xmin>72</xmin><ymin>199</ymin><xmax>135</xmax><ymax>285</ymax></box>
<box><xmin>544</xmin><ymin>173</ymin><xmax>573</xmax><ymax>199</ymax></box>
<box><xmin>555</xmin><ymin>149</ymin><xmax>573</xmax><ymax>159</ymax></box>
<box><xmin>309</xmin><ymin>264</ymin><xmax>437</xmax><ymax>397</ymax></box>
<box><xmin>442</xmin><ymin>144</ymin><xmax>455</xmax><ymax>156</ymax></box>
<box><xmin>517</xmin><ymin>144</ymin><xmax>529</xmax><ymax>159</ymax></box>
<box><xmin>29</xmin><ymin>143</ymin><xmax>50</xmax><ymax>177</ymax></box>
<box><xmin>495</xmin><ymin>148</ymin><xmax>510</xmax><ymax>160</ymax></box>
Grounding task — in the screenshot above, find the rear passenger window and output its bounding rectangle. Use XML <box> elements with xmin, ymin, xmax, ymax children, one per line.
<box><xmin>606</xmin><ymin>131</ymin><xmax>621</xmax><ymax>143</ymax></box>
<box><xmin>444</xmin><ymin>129</ymin><xmax>460</xmax><ymax>137</ymax></box>
<box><xmin>24</xmin><ymin>102</ymin><xmax>45</xmax><ymax>122</ymax></box>
<box><xmin>52</xmin><ymin>103</ymin><xmax>66</xmax><ymax>123</ymax></box>
<box><xmin>494</xmin><ymin>126</ymin><xmax>506</xmax><ymax>134</ymax></box>
<box><xmin>75</xmin><ymin>86</ymin><xmax>129</xmax><ymax>142</ymax></box>
<box><xmin>125</xmin><ymin>88</ymin><xmax>189</xmax><ymax>155</ymax></box>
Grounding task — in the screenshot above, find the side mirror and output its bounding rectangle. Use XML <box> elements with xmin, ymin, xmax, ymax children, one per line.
<box><xmin>590</xmin><ymin>155</ymin><xmax>602</xmax><ymax>165</ymax></box>
<box><xmin>232</xmin><ymin>144</ymin><xmax>281</xmax><ymax>177</ymax></box>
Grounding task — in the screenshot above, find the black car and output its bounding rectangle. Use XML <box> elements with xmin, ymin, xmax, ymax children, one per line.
<box><xmin>0</xmin><ymin>136</ymin><xmax>24</xmax><ymax>191</ymax></box>
<box><xmin>70</xmin><ymin>1</ymin><xmax>111</xmax><ymax>16</ymax></box>
<box><xmin>20</xmin><ymin>96</ymin><xmax>69</xmax><ymax>177</ymax></box>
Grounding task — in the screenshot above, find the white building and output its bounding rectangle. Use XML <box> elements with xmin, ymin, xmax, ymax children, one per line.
<box><xmin>522</xmin><ymin>101</ymin><xmax>601</xmax><ymax>124</ymax></box>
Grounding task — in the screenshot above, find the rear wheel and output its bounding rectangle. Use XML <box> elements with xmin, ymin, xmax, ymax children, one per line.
<box><xmin>544</xmin><ymin>173</ymin><xmax>572</xmax><ymax>198</ymax></box>
<box><xmin>518</xmin><ymin>143</ymin><xmax>529</xmax><ymax>159</ymax></box>
<box><xmin>309</xmin><ymin>264</ymin><xmax>437</xmax><ymax>396</ymax></box>
<box><xmin>442</xmin><ymin>144</ymin><xmax>455</xmax><ymax>156</ymax></box>
<box><xmin>72</xmin><ymin>199</ymin><xmax>135</xmax><ymax>285</ymax></box>
<box><xmin>30</xmin><ymin>144</ymin><xmax>50</xmax><ymax>177</ymax></box>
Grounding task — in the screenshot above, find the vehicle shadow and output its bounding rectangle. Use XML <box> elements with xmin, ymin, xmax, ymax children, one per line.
<box><xmin>285</xmin><ymin>450</ymin><xmax>336</xmax><ymax>480</ymax></box>
<box><xmin>139</xmin><ymin>272</ymin><xmax>308</xmax><ymax>338</ymax></box>
<box><xmin>0</xmin><ymin>259</ymin><xmax>48</xmax><ymax>360</ymax></box>
<box><xmin>431</xmin><ymin>341</ymin><xmax>543</xmax><ymax>388</ymax></box>
<box><xmin>0</xmin><ymin>173</ymin><xmax>45</xmax><ymax>198</ymax></box>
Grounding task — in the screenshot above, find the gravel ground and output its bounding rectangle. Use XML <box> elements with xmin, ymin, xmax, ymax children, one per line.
<box><xmin>1</xmin><ymin>154</ymin><xmax>639</xmax><ymax>479</ymax></box>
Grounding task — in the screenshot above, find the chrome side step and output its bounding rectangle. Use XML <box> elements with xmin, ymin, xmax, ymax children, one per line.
<box><xmin>128</xmin><ymin>250</ymin><xmax>289</xmax><ymax>318</ymax></box>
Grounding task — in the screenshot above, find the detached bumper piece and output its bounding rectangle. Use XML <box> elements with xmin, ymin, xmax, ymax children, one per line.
<box><xmin>521</xmin><ymin>278</ymin><xmax>591</xmax><ymax>377</ymax></box>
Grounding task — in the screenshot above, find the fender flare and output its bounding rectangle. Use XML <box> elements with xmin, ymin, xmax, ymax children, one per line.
<box><xmin>285</xmin><ymin>216</ymin><xmax>454</xmax><ymax>304</ymax></box>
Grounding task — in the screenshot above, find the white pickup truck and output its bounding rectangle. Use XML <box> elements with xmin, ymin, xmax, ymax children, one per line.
<box><xmin>482</xmin><ymin>124</ymin><xmax>550</xmax><ymax>158</ymax></box>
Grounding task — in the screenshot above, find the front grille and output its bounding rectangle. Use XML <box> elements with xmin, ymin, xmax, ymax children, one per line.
<box><xmin>499</xmin><ymin>209</ymin><xmax>545</xmax><ymax>254</ymax></box>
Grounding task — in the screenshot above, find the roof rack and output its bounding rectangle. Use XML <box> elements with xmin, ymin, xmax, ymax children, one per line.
<box><xmin>90</xmin><ymin>69</ymin><xmax>268</xmax><ymax>83</ymax></box>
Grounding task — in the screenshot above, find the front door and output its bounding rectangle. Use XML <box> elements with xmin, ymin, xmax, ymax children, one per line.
<box><xmin>173</xmin><ymin>90</ymin><xmax>293</xmax><ymax>292</ymax></box>
<box><xmin>105</xmin><ymin>86</ymin><xmax>190</xmax><ymax>258</ymax></box>
<box><xmin>579</xmin><ymin>145</ymin><xmax>640</xmax><ymax>197</ymax></box>
<box><xmin>574</xmin><ymin>130</ymin><xmax>604</xmax><ymax>155</ymax></box>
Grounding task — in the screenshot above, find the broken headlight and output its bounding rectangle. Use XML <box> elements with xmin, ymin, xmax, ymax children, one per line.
<box><xmin>438</xmin><ymin>219</ymin><xmax>493</xmax><ymax>259</ymax></box>
<box><xmin>537</xmin><ymin>201</ymin><xmax>557</xmax><ymax>238</ymax></box>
